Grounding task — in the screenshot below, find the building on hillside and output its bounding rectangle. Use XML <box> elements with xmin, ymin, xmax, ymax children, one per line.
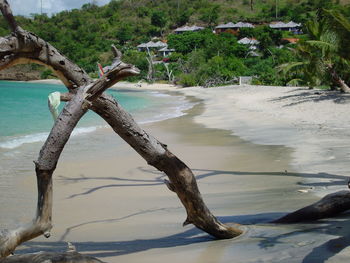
<box><xmin>269</xmin><ymin>21</ymin><xmax>302</xmax><ymax>34</ymax></box>
<box><xmin>238</xmin><ymin>37</ymin><xmax>259</xmax><ymax>45</ymax></box>
<box><xmin>137</xmin><ymin>41</ymin><xmax>167</xmax><ymax>52</ymax></box>
<box><xmin>215</xmin><ymin>22</ymin><xmax>254</xmax><ymax>34</ymax></box>
<box><xmin>173</xmin><ymin>25</ymin><xmax>205</xmax><ymax>34</ymax></box>
<box><xmin>158</xmin><ymin>46</ymin><xmax>175</xmax><ymax>57</ymax></box>
<box><xmin>238</xmin><ymin>37</ymin><xmax>260</xmax><ymax>50</ymax></box>
<box><xmin>137</xmin><ymin>41</ymin><xmax>175</xmax><ymax>57</ymax></box>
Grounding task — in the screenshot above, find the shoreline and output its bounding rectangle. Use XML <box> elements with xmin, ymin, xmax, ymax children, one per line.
<box><xmin>10</xmin><ymin>79</ymin><xmax>350</xmax><ymax>195</ymax></box>
<box><xmin>22</xmin><ymin>79</ymin><xmax>350</xmax><ymax>195</ymax></box>
<box><xmin>3</xmin><ymin>80</ymin><xmax>350</xmax><ymax>262</ymax></box>
<box><xmin>177</xmin><ymin>85</ymin><xmax>350</xmax><ymax>197</ymax></box>
<box><xmin>17</xmin><ymin>93</ymin><xmax>320</xmax><ymax>263</ymax></box>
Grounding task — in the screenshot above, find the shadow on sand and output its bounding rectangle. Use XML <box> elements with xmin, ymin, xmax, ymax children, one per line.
<box><xmin>49</xmin><ymin>168</ymin><xmax>350</xmax><ymax>262</ymax></box>
<box><xmin>58</xmin><ymin>167</ymin><xmax>349</xmax><ymax>199</ymax></box>
<box><xmin>270</xmin><ymin>88</ymin><xmax>350</xmax><ymax>106</ymax></box>
<box><xmin>16</xmin><ymin>212</ymin><xmax>350</xmax><ymax>262</ymax></box>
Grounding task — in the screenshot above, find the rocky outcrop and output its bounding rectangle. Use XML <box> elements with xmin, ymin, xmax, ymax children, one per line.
<box><xmin>0</xmin><ymin>64</ymin><xmax>41</xmax><ymax>81</ymax></box>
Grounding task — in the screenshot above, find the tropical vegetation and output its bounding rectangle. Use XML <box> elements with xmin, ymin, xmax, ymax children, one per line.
<box><xmin>280</xmin><ymin>8</ymin><xmax>350</xmax><ymax>91</ymax></box>
<box><xmin>0</xmin><ymin>0</ymin><xmax>349</xmax><ymax>88</ymax></box>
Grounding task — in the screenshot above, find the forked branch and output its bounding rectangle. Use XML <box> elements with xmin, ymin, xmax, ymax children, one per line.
<box><xmin>0</xmin><ymin>0</ymin><xmax>241</xmax><ymax>260</ymax></box>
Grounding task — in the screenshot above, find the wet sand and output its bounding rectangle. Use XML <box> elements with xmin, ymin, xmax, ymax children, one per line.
<box><xmin>9</xmin><ymin>83</ymin><xmax>350</xmax><ymax>262</ymax></box>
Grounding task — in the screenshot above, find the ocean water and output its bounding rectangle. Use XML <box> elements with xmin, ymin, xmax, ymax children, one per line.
<box><xmin>0</xmin><ymin>81</ymin><xmax>192</xmax><ymax>150</ymax></box>
<box><xmin>0</xmin><ymin>80</ymin><xmax>193</xmax><ymax>227</ymax></box>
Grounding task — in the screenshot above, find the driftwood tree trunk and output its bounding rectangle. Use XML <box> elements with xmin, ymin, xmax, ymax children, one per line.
<box><xmin>0</xmin><ymin>0</ymin><xmax>241</xmax><ymax>261</ymax></box>
<box><xmin>1</xmin><ymin>251</ymin><xmax>105</xmax><ymax>263</ymax></box>
<box><xmin>273</xmin><ymin>190</ymin><xmax>350</xmax><ymax>223</ymax></box>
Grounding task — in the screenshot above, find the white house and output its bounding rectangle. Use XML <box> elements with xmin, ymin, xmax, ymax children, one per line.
<box><xmin>174</xmin><ymin>25</ymin><xmax>204</xmax><ymax>34</ymax></box>
<box><xmin>158</xmin><ymin>46</ymin><xmax>175</xmax><ymax>57</ymax></box>
<box><xmin>269</xmin><ymin>21</ymin><xmax>302</xmax><ymax>34</ymax></box>
<box><xmin>137</xmin><ymin>41</ymin><xmax>167</xmax><ymax>52</ymax></box>
<box><xmin>215</xmin><ymin>22</ymin><xmax>254</xmax><ymax>34</ymax></box>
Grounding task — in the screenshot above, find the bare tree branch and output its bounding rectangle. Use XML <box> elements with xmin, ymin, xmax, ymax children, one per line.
<box><xmin>0</xmin><ymin>0</ymin><xmax>20</xmax><ymax>32</ymax></box>
<box><xmin>0</xmin><ymin>0</ymin><xmax>241</xmax><ymax>259</ymax></box>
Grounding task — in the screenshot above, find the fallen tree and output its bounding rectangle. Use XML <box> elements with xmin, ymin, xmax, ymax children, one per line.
<box><xmin>273</xmin><ymin>190</ymin><xmax>350</xmax><ymax>223</ymax></box>
<box><xmin>0</xmin><ymin>0</ymin><xmax>241</xmax><ymax>261</ymax></box>
<box><xmin>2</xmin><ymin>1</ymin><xmax>350</xmax><ymax>262</ymax></box>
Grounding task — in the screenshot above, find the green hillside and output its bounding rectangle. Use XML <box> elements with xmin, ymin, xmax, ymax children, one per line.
<box><xmin>0</xmin><ymin>0</ymin><xmax>349</xmax><ymax>86</ymax></box>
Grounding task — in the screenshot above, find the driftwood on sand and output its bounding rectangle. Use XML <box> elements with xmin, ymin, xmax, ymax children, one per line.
<box><xmin>1</xmin><ymin>1</ymin><xmax>350</xmax><ymax>262</ymax></box>
<box><xmin>0</xmin><ymin>0</ymin><xmax>241</xmax><ymax>262</ymax></box>
<box><xmin>273</xmin><ymin>190</ymin><xmax>350</xmax><ymax>223</ymax></box>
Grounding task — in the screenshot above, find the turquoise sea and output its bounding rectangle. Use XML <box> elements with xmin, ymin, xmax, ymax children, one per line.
<box><xmin>0</xmin><ymin>81</ymin><xmax>192</xmax><ymax>149</ymax></box>
<box><xmin>0</xmin><ymin>80</ymin><xmax>193</xmax><ymax>227</ymax></box>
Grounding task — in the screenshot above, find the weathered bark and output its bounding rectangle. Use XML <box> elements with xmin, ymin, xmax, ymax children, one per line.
<box><xmin>273</xmin><ymin>190</ymin><xmax>350</xmax><ymax>223</ymax></box>
<box><xmin>1</xmin><ymin>252</ymin><xmax>105</xmax><ymax>263</ymax></box>
<box><xmin>0</xmin><ymin>0</ymin><xmax>241</xmax><ymax>259</ymax></box>
<box><xmin>328</xmin><ymin>64</ymin><xmax>350</xmax><ymax>93</ymax></box>
<box><xmin>91</xmin><ymin>96</ymin><xmax>242</xmax><ymax>238</ymax></box>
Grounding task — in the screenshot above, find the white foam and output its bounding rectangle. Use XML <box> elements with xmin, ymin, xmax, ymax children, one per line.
<box><xmin>148</xmin><ymin>91</ymin><xmax>171</xmax><ymax>97</ymax></box>
<box><xmin>0</xmin><ymin>126</ymin><xmax>99</xmax><ymax>149</ymax></box>
<box><xmin>139</xmin><ymin>96</ymin><xmax>196</xmax><ymax>124</ymax></box>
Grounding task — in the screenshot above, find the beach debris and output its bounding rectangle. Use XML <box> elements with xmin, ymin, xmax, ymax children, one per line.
<box><xmin>135</xmin><ymin>80</ymin><xmax>143</xmax><ymax>87</ymax></box>
<box><xmin>274</xmin><ymin>190</ymin><xmax>350</xmax><ymax>223</ymax></box>
<box><xmin>48</xmin><ymin>91</ymin><xmax>61</xmax><ymax>120</ymax></box>
<box><xmin>297</xmin><ymin>187</ymin><xmax>314</xmax><ymax>193</ymax></box>
<box><xmin>67</xmin><ymin>242</ymin><xmax>76</xmax><ymax>253</ymax></box>
<box><xmin>297</xmin><ymin>189</ymin><xmax>309</xmax><ymax>193</ymax></box>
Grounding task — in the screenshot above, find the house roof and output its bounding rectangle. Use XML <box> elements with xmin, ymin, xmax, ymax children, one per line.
<box><xmin>238</xmin><ymin>37</ymin><xmax>259</xmax><ymax>45</ymax></box>
<box><xmin>137</xmin><ymin>41</ymin><xmax>167</xmax><ymax>48</ymax></box>
<box><xmin>158</xmin><ymin>47</ymin><xmax>175</xmax><ymax>52</ymax></box>
<box><xmin>174</xmin><ymin>25</ymin><xmax>204</xmax><ymax>32</ymax></box>
<box><xmin>215</xmin><ymin>22</ymin><xmax>254</xmax><ymax>29</ymax></box>
<box><xmin>215</xmin><ymin>22</ymin><xmax>237</xmax><ymax>29</ymax></box>
<box><xmin>235</xmin><ymin>22</ymin><xmax>255</xmax><ymax>28</ymax></box>
<box><xmin>269</xmin><ymin>21</ymin><xmax>301</xmax><ymax>29</ymax></box>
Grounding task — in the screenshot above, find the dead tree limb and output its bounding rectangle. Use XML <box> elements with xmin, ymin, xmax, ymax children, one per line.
<box><xmin>1</xmin><ymin>250</ymin><xmax>104</xmax><ymax>263</ymax></box>
<box><xmin>0</xmin><ymin>0</ymin><xmax>241</xmax><ymax>259</ymax></box>
<box><xmin>273</xmin><ymin>190</ymin><xmax>350</xmax><ymax>223</ymax></box>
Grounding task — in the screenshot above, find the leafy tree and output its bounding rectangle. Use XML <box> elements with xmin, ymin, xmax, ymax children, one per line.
<box><xmin>151</xmin><ymin>10</ymin><xmax>168</xmax><ymax>28</ymax></box>
<box><xmin>279</xmin><ymin>12</ymin><xmax>350</xmax><ymax>92</ymax></box>
<box><xmin>254</xmin><ymin>26</ymin><xmax>282</xmax><ymax>51</ymax></box>
<box><xmin>199</xmin><ymin>4</ymin><xmax>220</xmax><ymax>26</ymax></box>
<box><xmin>116</xmin><ymin>23</ymin><xmax>133</xmax><ymax>44</ymax></box>
<box><xmin>123</xmin><ymin>49</ymin><xmax>149</xmax><ymax>80</ymax></box>
<box><xmin>167</xmin><ymin>30</ymin><xmax>208</xmax><ymax>54</ymax></box>
<box><xmin>174</xmin><ymin>9</ymin><xmax>192</xmax><ymax>27</ymax></box>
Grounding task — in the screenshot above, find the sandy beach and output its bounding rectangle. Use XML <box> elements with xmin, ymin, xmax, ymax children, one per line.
<box><xmin>6</xmin><ymin>81</ymin><xmax>350</xmax><ymax>262</ymax></box>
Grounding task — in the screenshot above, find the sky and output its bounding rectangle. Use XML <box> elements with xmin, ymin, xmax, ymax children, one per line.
<box><xmin>7</xmin><ymin>0</ymin><xmax>111</xmax><ymax>16</ymax></box>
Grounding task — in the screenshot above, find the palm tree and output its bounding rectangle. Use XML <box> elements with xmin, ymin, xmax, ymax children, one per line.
<box><xmin>279</xmin><ymin>11</ymin><xmax>350</xmax><ymax>92</ymax></box>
